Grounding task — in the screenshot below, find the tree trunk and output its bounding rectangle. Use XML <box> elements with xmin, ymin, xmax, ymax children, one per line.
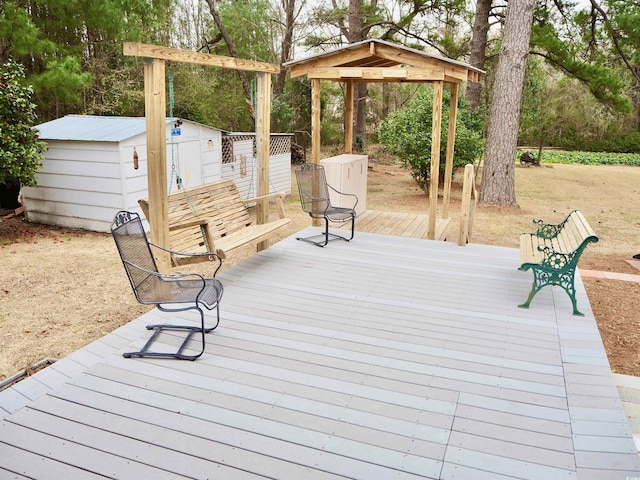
<box><xmin>274</xmin><ymin>0</ymin><xmax>296</xmax><ymax>97</ymax></box>
<box><xmin>466</xmin><ymin>0</ymin><xmax>492</xmax><ymax>110</ymax></box>
<box><xmin>354</xmin><ymin>83</ymin><xmax>368</xmax><ymax>150</ymax></box>
<box><xmin>479</xmin><ymin>0</ymin><xmax>535</xmax><ymax>207</ymax></box>
<box><xmin>348</xmin><ymin>0</ymin><xmax>367</xmax><ymax>151</ymax></box>
<box><xmin>204</xmin><ymin>0</ymin><xmax>254</xmax><ymax>119</ymax></box>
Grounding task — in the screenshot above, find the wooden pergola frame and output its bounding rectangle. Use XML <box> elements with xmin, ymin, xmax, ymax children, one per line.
<box><xmin>284</xmin><ymin>40</ymin><xmax>483</xmax><ymax>240</ymax></box>
<box><xmin>123</xmin><ymin>43</ymin><xmax>280</xmax><ymax>269</ymax></box>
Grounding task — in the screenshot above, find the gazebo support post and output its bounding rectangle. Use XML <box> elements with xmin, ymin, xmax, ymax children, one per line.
<box><xmin>428</xmin><ymin>81</ymin><xmax>444</xmax><ymax>240</ymax></box>
<box><xmin>344</xmin><ymin>80</ymin><xmax>354</xmax><ymax>154</ymax></box>
<box><xmin>311</xmin><ymin>79</ymin><xmax>321</xmax><ymax>165</ymax></box>
<box><xmin>311</xmin><ymin>78</ymin><xmax>322</xmax><ymax>227</ymax></box>
<box><xmin>442</xmin><ymin>83</ymin><xmax>459</xmax><ymax>220</ymax></box>
<box><xmin>283</xmin><ymin>40</ymin><xmax>484</xmax><ymax>243</ymax></box>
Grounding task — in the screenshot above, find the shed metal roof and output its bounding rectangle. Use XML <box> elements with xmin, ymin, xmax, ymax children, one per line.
<box><xmin>36</xmin><ymin>115</ymin><xmax>221</xmax><ymax>142</ymax></box>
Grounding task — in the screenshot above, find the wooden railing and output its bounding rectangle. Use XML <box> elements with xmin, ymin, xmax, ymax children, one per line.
<box><xmin>458</xmin><ymin>164</ymin><xmax>478</xmax><ymax>246</ymax></box>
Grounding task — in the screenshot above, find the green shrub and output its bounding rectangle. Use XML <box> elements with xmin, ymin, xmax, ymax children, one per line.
<box><xmin>378</xmin><ymin>86</ymin><xmax>484</xmax><ymax>192</ymax></box>
<box><xmin>0</xmin><ymin>61</ymin><xmax>46</xmax><ymax>187</ymax></box>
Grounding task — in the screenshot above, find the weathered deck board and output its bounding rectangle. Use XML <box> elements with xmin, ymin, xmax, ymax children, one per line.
<box><xmin>339</xmin><ymin>210</ymin><xmax>448</xmax><ymax>239</ymax></box>
<box><xmin>0</xmin><ymin>227</ymin><xmax>638</xmax><ymax>479</ymax></box>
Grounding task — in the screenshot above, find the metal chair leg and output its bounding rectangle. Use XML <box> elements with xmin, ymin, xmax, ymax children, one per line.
<box><xmin>123</xmin><ymin>303</ymin><xmax>220</xmax><ymax>360</ymax></box>
<box><xmin>296</xmin><ymin>216</ymin><xmax>354</xmax><ymax>247</ymax></box>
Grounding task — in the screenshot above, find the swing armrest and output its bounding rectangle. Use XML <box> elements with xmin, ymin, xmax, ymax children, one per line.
<box><xmin>169</xmin><ymin>218</ymin><xmax>219</xmax><ymax>253</ymax></box>
<box><xmin>242</xmin><ymin>192</ymin><xmax>287</xmax><ymax>219</ymax></box>
<box><xmin>242</xmin><ymin>191</ymin><xmax>286</xmax><ymax>204</ymax></box>
<box><xmin>169</xmin><ymin>218</ymin><xmax>216</xmax><ymax>246</ymax></box>
<box><xmin>138</xmin><ymin>198</ymin><xmax>213</xmax><ymax>232</ymax></box>
<box><xmin>169</xmin><ymin>217</ymin><xmax>211</xmax><ymax>231</ymax></box>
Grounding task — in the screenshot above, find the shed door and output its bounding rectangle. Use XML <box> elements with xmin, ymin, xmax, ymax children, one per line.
<box><xmin>168</xmin><ymin>140</ymin><xmax>203</xmax><ymax>189</ymax></box>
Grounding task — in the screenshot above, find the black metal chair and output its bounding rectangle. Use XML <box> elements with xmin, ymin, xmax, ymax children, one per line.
<box><xmin>111</xmin><ymin>211</ymin><xmax>224</xmax><ymax>360</ymax></box>
<box><xmin>295</xmin><ymin>163</ymin><xmax>358</xmax><ymax>247</ymax></box>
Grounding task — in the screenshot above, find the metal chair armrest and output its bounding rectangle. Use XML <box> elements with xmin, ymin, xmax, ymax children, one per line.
<box><xmin>327</xmin><ymin>184</ymin><xmax>359</xmax><ymax>210</ymax></box>
<box><xmin>122</xmin><ymin>259</ymin><xmax>206</xmax><ymax>284</ymax></box>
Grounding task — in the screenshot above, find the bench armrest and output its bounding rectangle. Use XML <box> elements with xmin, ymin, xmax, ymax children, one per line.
<box><xmin>536</xmin><ymin>245</ymin><xmax>576</xmax><ymax>270</ymax></box>
<box><xmin>531</xmin><ymin>210</ymin><xmax>581</xmax><ymax>239</ymax></box>
<box><xmin>531</xmin><ymin>218</ymin><xmax>567</xmax><ymax>239</ymax></box>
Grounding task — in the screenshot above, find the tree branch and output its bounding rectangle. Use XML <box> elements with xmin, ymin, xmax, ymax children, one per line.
<box><xmin>589</xmin><ymin>0</ymin><xmax>639</xmax><ymax>84</ymax></box>
<box><xmin>203</xmin><ymin>0</ymin><xmax>254</xmax><ymax>119</ymax></box>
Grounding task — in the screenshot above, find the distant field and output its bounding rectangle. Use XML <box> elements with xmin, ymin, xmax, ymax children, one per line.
<box><xmin>517</xmin><ymin>149</ymin><xmax>640</xmax><ymax>166</ymax></box>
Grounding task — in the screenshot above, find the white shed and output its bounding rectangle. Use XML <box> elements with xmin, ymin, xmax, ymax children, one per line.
<box><xmin>221</xmin><ymin>132</ymin><xmax>293</xmax><ymax>200</ymax></box>
<box><xmin>23</xmin><ymin>115</ymin><xmax>292</xmax><ymax>232</ymax></box>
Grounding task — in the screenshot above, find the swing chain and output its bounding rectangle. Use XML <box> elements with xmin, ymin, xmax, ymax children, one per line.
<box><xmin>168</xmin><ymin>70</ymin><xmax>182</xmax><ymax>194</ymax></box>
<box><xmin>166</xmin><ymin>69</ymin><xmax>209</xmax><ymax>251</ymax></box>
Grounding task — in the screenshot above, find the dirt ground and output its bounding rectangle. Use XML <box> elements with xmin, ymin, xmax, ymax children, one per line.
<box><xmin>1</xmin><ymin>156</ymin><xmax>639</xmax><ymax>380</ymax></box>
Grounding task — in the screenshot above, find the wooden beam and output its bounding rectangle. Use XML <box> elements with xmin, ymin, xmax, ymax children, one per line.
<box><xmin>382</xmin><ymin>69</ymin><xmax>408</xmax><ymax>79</ymax></box>
<box><xmin>344</xmin><ymin>80</ymin><xmax>354</xmax><ymax>154</ymax></box>
<box><xmin>256</xmin><ymin>73</ymin><xmax>271</xmax><ymax>251</ymax></box>
<box><xmin>124</xmin><ymin>42</ymin><xmax>280</xmax><ymax>74</ymax></box>
<box><xmin>444</xmin><ymin>66</ymin><xmax>469</xmax><ymax>82</ymax></box>
<box><xmin>339</xmin><ymin>68</ymin><xmax>363</xmax><ymax>78</ymax></box>
<box><xmin>442</xmin><ymin>83</ymin><xmax>459</xmax><ymax>219</ymax></box>
<box><xmin>144</xmin><ymin>58</ymin><xmax>170</xmax><ymax>271</ymax></box>
<box><xmin>428</xmin><ymin>81</ymin><xmax>443</xmax><ymax>240</ymax></box>
<box><xmin>374</xmin><ymin>43</ymin><xmax>444</xmax><ymax>69</ymax></box>
<box><xmin>287</xmin><ymin>44</ymin><xmax>374</xmax><ymax>78</ymax></box>
<box><xmin>307</xmin><ymin>66</ymin><xmax>444</xmax><ymax>82</ymax></box>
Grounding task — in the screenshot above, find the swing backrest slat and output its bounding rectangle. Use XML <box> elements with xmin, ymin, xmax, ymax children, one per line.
<box><xmin>139</xmin><ymin>179</ymin><xmax>254</xmax><ymax>253</ymax></box>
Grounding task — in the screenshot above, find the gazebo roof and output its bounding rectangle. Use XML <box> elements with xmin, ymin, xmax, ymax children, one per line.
<box><xmin>284</xmin><ymin>39</ymin><xmax>483</xmax><ymax>84</ymax></box>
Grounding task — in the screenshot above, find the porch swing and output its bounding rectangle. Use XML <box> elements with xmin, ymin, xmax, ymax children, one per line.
<box><xmin>137</xmin><ymin>70</ymin><xmax>292</xmax><ymax>264</ymax></box>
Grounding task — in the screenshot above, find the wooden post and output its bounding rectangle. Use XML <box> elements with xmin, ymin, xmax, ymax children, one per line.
<box><xmin>123</xmin><ymin>43</ymin><xmax>281</xmax><ymax>256</ymax></box>
<box><xmin>311</xmin><ymin>78</ymin><xmax>322</xmax><ymax>227</ymax></box>
<box><xmin>458</xmin><ymin>164</ymin><xmax>474</xmax><ymax>246</ymax></box>
<box><xmin>256</xmin><ymin>72</ymin><xmax>271</xmax><ymax>251</ymax></box>
<box><xmin>144</xmin><ymin>57</ymin><xmax>170</xmax><ymax>271</ymax></box>
<box><xmin>311</xmin><ymin>79</ymin><xmax>321</xmax><ymax>165</ymax></box>
<box><xmin>442</xmin><ymin>83</ymin><xmax>459</xmax><ymax>219</ymax></box>
<box><xmin>344</xmin><ymin>80</ymin><xmax>354</xmax><ymax>154</ymax></box>
<box><xmin>428</xmin><ymin>81</ymin><xmax>443</xmax><ymax>240</ymax></box>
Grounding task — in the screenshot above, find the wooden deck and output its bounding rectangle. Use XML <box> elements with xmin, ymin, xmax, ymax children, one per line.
<box><xmin>1</xmin><ymin>227</ymin><xmax>639</xmax><ymax>479</ymax></box>
<box><xmin>338</xmin><ymin>210</ymin><xmax>451</xmax><ymax>240</ymax></box>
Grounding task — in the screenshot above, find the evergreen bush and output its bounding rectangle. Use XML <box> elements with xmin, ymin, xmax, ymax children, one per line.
<box><xmin>0</xmin><ymin>61</ymin><xmax>46</xmax><ymax>187</ymax></box>
<box><xmin>378</xmin><ymin>86</ymin><xmax>484</xmax><ymax>192</ymax></box>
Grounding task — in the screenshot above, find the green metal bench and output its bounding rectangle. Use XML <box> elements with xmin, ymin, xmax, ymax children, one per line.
<box><xmin>518</xmin><ymin>210</ymin><xmax>598</xmax><ymax>316</ymax></box>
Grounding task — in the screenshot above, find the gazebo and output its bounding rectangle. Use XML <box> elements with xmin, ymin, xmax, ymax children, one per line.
<box><xmin>284</xmin><ymin>39</ymin><xmax>484</xmax><ymax>240</ymax></box>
